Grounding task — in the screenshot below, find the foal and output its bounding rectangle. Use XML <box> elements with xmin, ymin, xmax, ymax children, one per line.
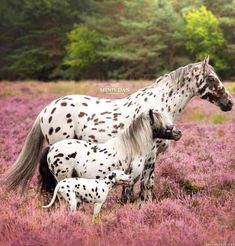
<box><xmin>40</xmin><ymin>109</ymin><xmax>182</xmax><ymax>201</ymax></box>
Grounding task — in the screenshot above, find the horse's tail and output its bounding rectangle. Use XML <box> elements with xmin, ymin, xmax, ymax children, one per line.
<box><xmin>38</xmin><ymin>146</ymin><xmax>57</xmax><ymax>194</ymax></box>
<box><xmin>3</xmin><ymin>116</ymin><xmax>44</xmax><ymax>192</ymax></box>
<box><xmin>42</xmin><ymin>182</ymin><xmax>60</xmax><ymax>208</ymax></box>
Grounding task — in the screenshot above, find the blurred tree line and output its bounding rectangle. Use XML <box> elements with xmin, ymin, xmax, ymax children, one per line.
<box><xmin>0</xmin><ymin>0</ymin><xmax>234</xmax><ymax>81</ymax></box>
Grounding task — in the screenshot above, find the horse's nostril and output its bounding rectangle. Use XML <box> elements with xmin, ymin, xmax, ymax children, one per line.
<box><xmin>226</xmin><ymin>100</ymin><xmax>233</xmax><ymax>109</ymax></box>
<box><xmin>177</xmin><ymin>130</ymin><xmax>182</xmax><ymax>136</ymax></box>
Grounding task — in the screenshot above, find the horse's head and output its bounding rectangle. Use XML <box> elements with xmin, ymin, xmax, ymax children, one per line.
<box><xmin>192</xmin><ymin>57</ymin><xmax>233</xmax><ymax>112</ymax></box>
<box><xmin>148</xmin><ymin>109</ymin><xmax>182</xmax><ymax>141</ymax></box>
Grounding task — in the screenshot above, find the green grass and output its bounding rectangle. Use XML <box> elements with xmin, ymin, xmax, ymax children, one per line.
<box><xmin>184</xmin><ymin>111</ymin><xmax>229</xmax><ymax>124</ymax></box>
<box><xmin>179</xmin><ymin>179</ymin><xmax>204</xmax><ymax>195</ymax></box>
<box><xmin>211</xmin><ymin>114</ymin><xmax>228</xmax><ymax>124</ymax></box>
<box><xmin>185</xmin><ymin>111</ymin><xmax>207</xmax><ymax>121</ymax></box>
<box><xmin>0</xmin><ymin>89</ymin><xmax>15</xmax><ymax>96</ymax></box>
<box><xmin>226</xmin><ymin>82</ymin><xmax>235</xmax><ymax>92</ymax></box>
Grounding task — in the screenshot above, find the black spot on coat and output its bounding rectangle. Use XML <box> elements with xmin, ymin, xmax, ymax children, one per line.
<box><xmin>68</xmin><ymin>152</ymin><xmax>77</xmax><ymax>159</ymax></box>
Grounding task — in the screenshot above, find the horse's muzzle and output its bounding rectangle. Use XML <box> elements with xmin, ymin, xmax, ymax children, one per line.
<box><xmin>171</xmin><ymin>128</ymin><xmax>182</xmax><ymax>141</ymax></box>
<box><xmin>218</xmin><ymin>98</ymin><xmax>233</xmax><ymax>112</ymax></box>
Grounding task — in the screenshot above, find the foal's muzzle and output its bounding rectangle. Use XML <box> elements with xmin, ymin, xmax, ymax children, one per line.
<box><xmin>153</xmin><ymin>126</ymin><xmax>182</xmax><ymax>141</ymax></box>
<box><xmin>218</xmin><ymin>98</ymin><xmax>233</xmax><ymax>112</ymax></box>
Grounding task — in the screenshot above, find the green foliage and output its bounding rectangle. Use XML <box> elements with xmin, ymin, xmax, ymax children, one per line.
<box><xmin>0</xmin><ymin>0</ymin><xmax>89</xmax><ymax>80</ymax></box>
<box><xmin>183</xmin><ymin>6</ymin><xmax>226</xmax><ymax>70</ymax></box>
<box><xmin>0</xmin><ymin>0</ymin><xmax>235</xmax><ymax>80</ymax></box>
<box><xmin>204</xmin><ymin>0</ymin><xmax>235</xmax><ymax>78</ymax></box>
<box><xmin>78</xmin><ymin>0</ymin><xmax>187</xmax><ymax>79</ymax></box>
<box><xmin>65</xmin><ymin>25</ymin><xmax>103</xmax><ymax>68</ymax></box>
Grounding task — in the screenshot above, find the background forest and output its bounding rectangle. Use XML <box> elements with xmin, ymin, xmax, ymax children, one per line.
<box><xmin>0</xmin><ymin>0</ymin><xmax>235</xmax><ymax>81</ymax></box>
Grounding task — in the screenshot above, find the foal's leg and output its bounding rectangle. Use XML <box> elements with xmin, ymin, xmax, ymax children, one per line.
<box><xmin>121</xmin><ymin>183</ymin><xmax>135</xmax><ymax>204</ymax></box>
<box><xmin>121</xmin><ymin>156</ymin><xmax>144</xmax><ymax>203</ymax></box>
<box><xmin>139</xmin><ymin>160</ymin><xmax>156</xmax><ymax>202</ymax></box>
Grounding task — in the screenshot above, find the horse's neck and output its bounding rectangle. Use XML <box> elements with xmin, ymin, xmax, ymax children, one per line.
<box><xmin>130</xmin><ymin>74</ymin><xmax>195</xmax><ymax>122</ymax></box>
<box><xmin>156</xmin><ymin>80</ymin><xmax>194</xmax><ymax>122</ymax></box>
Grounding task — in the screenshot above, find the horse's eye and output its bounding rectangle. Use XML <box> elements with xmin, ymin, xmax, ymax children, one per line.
<box><xmin>207</xmin><ymin>76</ymin><xmax>214</xmax><ymax>83</ymax></box>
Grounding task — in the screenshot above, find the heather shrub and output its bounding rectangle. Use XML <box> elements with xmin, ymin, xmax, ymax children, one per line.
<box><xmin>0</xmin><ymin>82</ymin><xmax>234</xmax><ymax>245</ymax></box>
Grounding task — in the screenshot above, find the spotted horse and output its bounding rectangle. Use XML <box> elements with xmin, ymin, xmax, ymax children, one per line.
<box><xmin>39</xmin><ymin>109</ymin><xmax>182</xmax><ymax>203</ymax></box>
<box><xmin>4</xmin><ymin>57</ymin><xmax>233</xmax><ymax>203</ymax></box>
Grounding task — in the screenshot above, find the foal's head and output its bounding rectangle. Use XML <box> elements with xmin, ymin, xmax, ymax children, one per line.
<box><xmin>148</xmin><ymin>109</ymin><xmax>182</xmax><ymax>141</ymax></box>
<box><xmin>120</xmin><ymin>109</ymin><xmax>182</xmax><ymax>158</ymax></box>
<box><xmin>190</xmin><ymin>57</ymin><xmax>233</xmax><ymax>111</ymax></box>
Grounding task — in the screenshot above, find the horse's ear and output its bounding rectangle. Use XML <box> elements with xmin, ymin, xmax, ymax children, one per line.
<box><xmin>203</xmin><ymin>56</ymin><xmax>210</xmax><ymax>74</ymax></box>
<box><xmin>205</xmin><ymin>56</ymin><xmax>210</xmax><ymax>64</ymax></box>
<box><xmin>202</xmin><ymin>56</ymin><xmax>210</xmax><ymax>73</ymax></box>
<box><xmin>149</xmin><ymin>109</ymin><xmax>154</xmax><ymax>125</ymax></box>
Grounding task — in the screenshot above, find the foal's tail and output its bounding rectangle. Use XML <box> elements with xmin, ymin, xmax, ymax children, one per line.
<box><xmin>3</xmin><ymin>116</ymin><xmax>44</xmax><ymax>192</ymax></box>
<box><xmin>38</xmin><ymin>146</ymin><xmax>57</xmax><ymax>194</ymax></box>
<box><xmin>42</xmin><ymin>182</ymin><xmax>60</xmax><ymax>208</ymax></box>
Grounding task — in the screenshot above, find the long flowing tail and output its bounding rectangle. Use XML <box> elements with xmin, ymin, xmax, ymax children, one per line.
<box><xmin>42</xmin><ymin>183</ymin><xmax>60</xmax><ymax>208</ymax></box>
<box><xmin>3</xmin><ymin>116</ymin><xmax>44</xmax><ymax>192</ymax></box>
<box><xmin>38</xmin><ymin>146</ymin><xmax>57</xmax><ymax>194</ymax></box>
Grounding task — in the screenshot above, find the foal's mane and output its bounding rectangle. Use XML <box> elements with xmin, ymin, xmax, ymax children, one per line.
<box><xmin>115</xmin><ymin>111</ymin><xmax>166</xmax><ymax>161</ymax></box>
<box><xmin>116</xmin><ymin>112</ymin><xmax>152</xmax><ymax>160</ymax></box>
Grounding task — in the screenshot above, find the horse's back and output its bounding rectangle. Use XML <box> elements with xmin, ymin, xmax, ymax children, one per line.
<box><xmin>39</xmin><ymin>94</ymin><xmax>132</xmax><ymax>144</ymax></box>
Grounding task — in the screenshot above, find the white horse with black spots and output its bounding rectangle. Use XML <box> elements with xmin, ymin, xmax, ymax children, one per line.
<box><xmin>4</xmin><ymin>57</ymin><xmax>233</xmax><ymax>202</ymax></box>
<box><xmin>39</xmin><ymin>109</ymin><xmax>181</xmax><ymax>203</ymax></box>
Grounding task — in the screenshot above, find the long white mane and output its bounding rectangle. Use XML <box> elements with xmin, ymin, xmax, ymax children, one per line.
<box><xmin>113</xmin><ymin>111</ymin><xmax>169</xmax><ymax>161</ymax></box>
<box><xmin>148</xmin><ymin>62</ymin><xmax>203</xmax><ymax>90</ymax></box>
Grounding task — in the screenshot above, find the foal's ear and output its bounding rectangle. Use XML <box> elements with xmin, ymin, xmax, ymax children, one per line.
<box><xmin>149</xmin><ymin>109</ymin><xmax>154</xmax><ymax>125</ymax></box>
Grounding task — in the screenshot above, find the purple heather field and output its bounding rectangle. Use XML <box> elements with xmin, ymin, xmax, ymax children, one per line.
<box><xmin>0</xmin><ymin>81</ymin><xmax>235</xmax><ymax>246</ymax></box>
